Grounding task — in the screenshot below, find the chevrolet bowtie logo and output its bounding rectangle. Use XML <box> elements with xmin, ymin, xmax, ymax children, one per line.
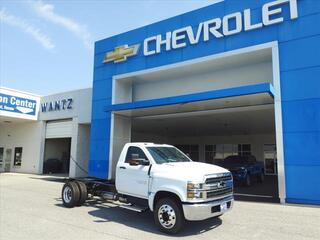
<box><xmin>103</xmin><ymin>44</ymin><xmax>140</xmax><ymax>63</ymax></box>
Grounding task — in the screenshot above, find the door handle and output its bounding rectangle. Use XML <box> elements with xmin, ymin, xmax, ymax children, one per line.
<box><xmin>119</xmin><ymin>166</ymin><xmax>126</xmax><ymax>169</ymax></box>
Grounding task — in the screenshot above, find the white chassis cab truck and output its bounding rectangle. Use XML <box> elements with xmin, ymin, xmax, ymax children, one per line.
<box><xmin>62</xmin><ymin>143</ymin><xmax>234</xmax><ymax>234</ymax></box>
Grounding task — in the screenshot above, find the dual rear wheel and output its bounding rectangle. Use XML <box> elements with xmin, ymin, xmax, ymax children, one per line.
<box><xmin>62</xmin><ymin>181</ymin><xmax>88</xmax><ymax>208</ymax></box>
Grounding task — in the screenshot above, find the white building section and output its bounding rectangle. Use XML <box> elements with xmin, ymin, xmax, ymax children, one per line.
<box><xmin>0</xmin><ymin>87</ymin><xmax>92</xmax><ymax>177</ymax></box>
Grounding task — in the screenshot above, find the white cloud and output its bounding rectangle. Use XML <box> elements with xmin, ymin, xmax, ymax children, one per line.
<box><xmin>32</xmin><ymin>0</ymin><xmax>92</xmax><ymax>50</ymax></box>
<box><xmin>0</xmin><ymin>8</ymin><xmax>55</xmax><ymax>50</ymax></box>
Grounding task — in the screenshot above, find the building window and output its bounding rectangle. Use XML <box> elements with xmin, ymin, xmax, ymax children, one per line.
<box><xmin>264</xmin><ymin>144</ymin><xmax>277</xmax><ymax>175</ymax></box>
<box><xmin>238</xmin><ymin>144</ymin><xmax>251</xmax><ymax>156</ymax></box>
<box><xmin>0</xmin><ymin>147</ymin><xmax>3</xmax><ymax>167</ymax></box>
<box><xmin>14</xmin><ymin>147</ymin><xmax>23</xmax><ymax>167</ymax></box>
<box><xmin>205</xmin><ymin>145</ymin><xmax>216</xmax><ymax>164</ymax></box>
<box><xmin>175</xmin><ymin>145</ymin><xmax>199</xmax><ymax>161</ymax></box>
<box><xmin>205</xmin><ymin>144</ymin><xmax>233</xmax><ymax>164</ymax></box>
<box><xmin>205</xmin><ymin>144</ymin><xmax>251</xmax><ymax>164</ymax></box>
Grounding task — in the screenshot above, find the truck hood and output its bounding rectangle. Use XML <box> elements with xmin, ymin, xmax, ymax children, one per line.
<box><xmin>153</xmin><ymin>161</ymin><xmax>230</xmax><ymax>182</ymax></box>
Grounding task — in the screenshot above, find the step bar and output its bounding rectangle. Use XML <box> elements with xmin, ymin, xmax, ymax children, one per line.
<box><xmin>119</xmin><ymin>204</ymin><xmax>148</xmax><ymax>212</ymax></box>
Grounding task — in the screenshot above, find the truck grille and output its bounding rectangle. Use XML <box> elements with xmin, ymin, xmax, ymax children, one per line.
<box><xmin>206</xmin><ymin>187</ymin><xmax>233</xmax><ymax>199</ymax></box>
<box><xmin>204</xmin><ymin>173</ymin><xmax>233</xmax><ymax>200</ymax></box>
<box><xmin>205</xmin><ymin>174</ymin><xmax>232</xmax><ymax>184</ymax></box>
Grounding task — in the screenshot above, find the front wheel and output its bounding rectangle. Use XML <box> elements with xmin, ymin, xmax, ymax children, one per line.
<box><xmin>154</xmin><ymin>198</ymin><xmax>185</xmax><ymax>234</ymax></box>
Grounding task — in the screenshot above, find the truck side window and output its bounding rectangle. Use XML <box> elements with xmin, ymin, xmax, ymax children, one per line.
<box><xmin>125</xmin><ymin>147</ymin><xmax>148</xmax><ymax>163</ymax></box>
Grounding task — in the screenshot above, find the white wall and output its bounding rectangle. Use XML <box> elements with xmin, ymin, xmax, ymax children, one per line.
<box><xmin>73</xmin><ymin>124</ymin><xmax>90</xmax><ymax>177</ymax></box>
<box><xmin>132</xmin><ymin>61</ymin><xmax>272</xmax><ymax>102</ymax></box>
<box><xmin>114</xmin><ymin>59</ymin><xmax>272</xmax><ymax>104</ymax></box>
<box><xmin>40</xmin><ymin>88</ymin><xmax>92</xmax><ymax>124</ymax></box>
<box><xmin>0</xmin><ymin>121</ymin><xmax>43</xmax><ymax>174</ymax></box>
<box><xmin>113</xmin><ymin>80</ymin><xmax>132</xmax><ymax>104</ymax></box>
<box><xmin>109</xmin><ymin>114</ymin><xmax>131</xmax><ymax>179</ymax></box>
<box><xmin>132</xmin><ymin>132</ymin><xmax>170</xmax><ymax>143</ymax></box>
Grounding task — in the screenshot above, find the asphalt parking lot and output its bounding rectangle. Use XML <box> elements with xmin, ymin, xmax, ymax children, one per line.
<box><xmin>0</xmin><ymin>173</ymin><xmax>319</xmax><ymax>240</ymax></box>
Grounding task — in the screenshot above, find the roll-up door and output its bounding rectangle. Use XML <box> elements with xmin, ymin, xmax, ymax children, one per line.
<box><xmin>45</xmin><ymin>120</ymin><xmax>73</xmax><ymax>138</ymax></box>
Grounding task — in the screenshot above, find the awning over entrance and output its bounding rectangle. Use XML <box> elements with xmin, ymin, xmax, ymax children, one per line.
<box><xmin>109</xmin><ymin>83</ymin><xmax>274</xmax><ymax>118</ymax></box>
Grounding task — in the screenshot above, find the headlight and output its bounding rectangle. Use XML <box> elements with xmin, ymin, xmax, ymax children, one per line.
<box><xmin>187</xmin><ymin>191</ymin><xmax>203</xmax><ymax>199</ymax></box>
<box><xmin>187</xmin><ymin>181</ymin><xmax>204</xmax><ymax>199</ymax></box>
<box><xmin>187</xmin><ymin>182</ymin><xmax>203</xmax><ymax>190</ymax></box>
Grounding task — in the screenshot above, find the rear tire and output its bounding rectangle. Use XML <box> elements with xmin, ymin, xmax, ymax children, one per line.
<box><xmin>154</xmin><ymin>198</ymin><xmax>185</xmax><ymax>234</ymax></box>
<box><xmin>62</xmin><ymin>181</ymin><xmax>80</xmax><ymax>208</ymax></box>
<box><xmin>75</xmin><ymin>181</ymin><xmax>88</xmax><ymax>206</ymax></box>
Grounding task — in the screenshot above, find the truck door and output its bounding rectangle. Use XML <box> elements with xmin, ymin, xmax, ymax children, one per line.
<box><xmin>116</xmin><ymin>146</ymin><xmax>150</xmax><ymax>198</ymax></box>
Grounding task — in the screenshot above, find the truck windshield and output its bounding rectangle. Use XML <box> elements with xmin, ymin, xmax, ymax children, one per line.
<box><xmin>147</xmin><ymin>147</ymin><xmax>191</xmax><ymax>164</ymax></box>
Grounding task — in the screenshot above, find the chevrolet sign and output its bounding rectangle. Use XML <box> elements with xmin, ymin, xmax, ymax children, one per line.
<box><xmin>103</xmin><ymin>0</ymin><xmax>298</xmax><ymax>63</ymax></box>
<box><xmin>144</xmin><ymin>0</ymin><xmax>298</xmax><ymax>56</ymax></box>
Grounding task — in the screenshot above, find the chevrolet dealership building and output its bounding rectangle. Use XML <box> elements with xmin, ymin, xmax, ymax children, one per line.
<box><xmin>1</xmin><ymin>0</ymin><xmax>319</xmax><ymax>205</ymax></box>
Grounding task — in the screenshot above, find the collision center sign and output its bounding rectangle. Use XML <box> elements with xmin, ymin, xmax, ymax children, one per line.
<box><xmin>0</xmin><ymin>88</ymin><xmax>40</xmax><ymax>120</ymax></box>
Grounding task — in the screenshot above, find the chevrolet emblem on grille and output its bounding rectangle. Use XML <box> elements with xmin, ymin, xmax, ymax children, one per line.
<box><xmin>103</xmin><ymin>44</ymin><xmax>140</xmax><ymax>63</ymax></box>
<box><xmin>217</xmin><ymin>181</ymin><xmax>225</xmax><ymax>188</ymax></box>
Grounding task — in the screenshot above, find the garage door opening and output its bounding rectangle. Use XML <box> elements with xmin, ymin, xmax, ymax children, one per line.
<box><xmin>130</xmin><ymin>104</ymin><xmax>278</xmax><ymax>202</ymax></box>
<box><xmin>43</xmin><ymin>138</ymin><xmax>71</xmax><ymax>175</ymax></box>
<box><xmin>110</xmin><ymin>93</ymin><xmax>279</xmax><ymax>202</ymax></box>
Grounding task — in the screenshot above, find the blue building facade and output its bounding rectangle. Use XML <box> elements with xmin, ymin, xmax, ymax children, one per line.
<box><xmin>90</xmin><ymin>0</ymin><xmax>320</xmax><ymax>205</ymax></box>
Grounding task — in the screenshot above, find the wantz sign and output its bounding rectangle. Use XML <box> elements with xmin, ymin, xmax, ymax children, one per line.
<box><xmin>144</xmin><ymin>0</ymin><xmax>298</xmax><ymax>56</ymax></box>
<box><xmin>41</xmin><ymin>98</ymin><xmax>73</xmax><ymax>113</ymax></box>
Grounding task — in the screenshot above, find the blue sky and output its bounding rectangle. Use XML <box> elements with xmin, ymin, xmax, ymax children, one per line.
<box><xmin>0</xmin><ymin>0</ymin><xmax>218</xmax><ymax>95</ymax></box>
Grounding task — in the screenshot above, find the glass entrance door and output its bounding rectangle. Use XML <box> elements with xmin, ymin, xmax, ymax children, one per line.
<box><xmin>264</xmin><ymin>144</ymin><xmax>277</xmax><ymax>175</ymax></box>
<box><xmin>4</xmin><ymin>149</ymin><xmax>12</xmax><ymax>172</ymax></box>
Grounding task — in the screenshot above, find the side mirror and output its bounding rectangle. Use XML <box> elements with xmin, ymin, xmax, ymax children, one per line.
<box><xmin>128</xmin><ymin>158</ymin><xmax>149</xmax><ymax>166</ymax></box>
<box><xmin>139</xmin><ymin>159</ymin><xmax>150</xmax><ymax>166</ymax></box>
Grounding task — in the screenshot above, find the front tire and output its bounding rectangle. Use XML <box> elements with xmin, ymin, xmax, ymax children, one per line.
<box><xmin>62</xmin><ymin>181</ymin><xmax>80</xmax><ymax>208</ymax></box>
<box><xmin>154</xmin><ymin>198</ymin><xmax>185</xmax><ymax>234</ymax></box>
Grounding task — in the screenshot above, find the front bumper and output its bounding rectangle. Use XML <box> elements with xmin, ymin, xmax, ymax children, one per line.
<box><xmin>182</xmin><ymin>195</ymin><xmax>233</xmax><ymax>221</ymax></box>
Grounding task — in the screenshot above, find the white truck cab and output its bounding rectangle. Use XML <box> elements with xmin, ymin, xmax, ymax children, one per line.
<box><xmin>62</xmin><ymin>142</ymin><xmax>233</xmax><ymax>234</ymax></box>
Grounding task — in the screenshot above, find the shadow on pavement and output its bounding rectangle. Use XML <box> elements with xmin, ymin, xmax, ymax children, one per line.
<box><xmin>55</xmin><ymin>198</ymin><xmax>222</xmax><ymax>236</ymax></box>
<box><xmin>88</xmin><ymin>204</ymin><xmax>222</xmax><ymax>236</ymax></box>
<box><xmin>29</xmin><ymin>176</ymin><xmax>68</xmax><ymax>183</ymax></box>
